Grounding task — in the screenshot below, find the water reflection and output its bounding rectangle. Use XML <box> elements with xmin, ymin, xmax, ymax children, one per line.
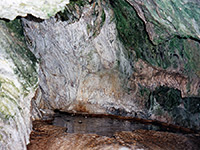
<box><xmin>53</xmin><ymin>113</ymin><xmax>161</xmax><ymax>137</ymax></box>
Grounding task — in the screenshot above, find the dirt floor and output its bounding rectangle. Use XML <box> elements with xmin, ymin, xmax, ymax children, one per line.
<box><xmin>27</xmin><ymin>118</ymin><xmax>200</xmax><ymax>150</ymax></box>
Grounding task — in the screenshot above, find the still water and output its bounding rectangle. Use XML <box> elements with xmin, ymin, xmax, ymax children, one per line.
<box><xmin>53</xmin><ymin>112</ymin><xmax>163</xmax><ymax>137</ymax></box>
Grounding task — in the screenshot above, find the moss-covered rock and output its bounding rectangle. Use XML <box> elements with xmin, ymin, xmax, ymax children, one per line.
<box><xmin>148</xmin><ymin>86</ymin><xmax>200</xmax><ymax>129</ymax></box>
<box><xmin>111</xmin><ymin>0</ymin><xmax>200</xmax><ymax>98</ymax></box>
<box><xmin>112</xmin><ymin>2</ymin><xmax>200</xmax><ymax>123</ymax></box>
<box><xmin>126</xmin><ymin>0</ymin><xmax>200</xmax><ymax>44</ymax></box>
<box><xmin>0</xmin><ymin>19</ymin><xmax>38</xmax><ymax>150</ymax></box>
<box><xmin>149</xmin><ymin>86</ymin><xmax>181</xmax><ymax>112</ymax></box>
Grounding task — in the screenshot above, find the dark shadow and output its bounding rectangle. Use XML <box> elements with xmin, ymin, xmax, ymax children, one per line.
<box><xmin>24</xmin><ymin>14</ymin><xmax>44</xmax><ymax>23</ymax></box>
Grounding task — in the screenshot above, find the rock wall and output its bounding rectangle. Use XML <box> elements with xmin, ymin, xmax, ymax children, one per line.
<box><xmin>111</xmin><ymin>0</ymin><xmax>200</xmax><ymax>129</ymax></box>
<box><xmin>0</xmin><ymin>20</ymin><xmax>38</xmax><ymax>150</ymax></box>
<box><xmin>0</xmin><ymin>1</ymin><xmax>198</xmax><ymax>149</ymax></box>
<box><xmin>22</xmin><ymin>1</ymin><xmax>139</xmax><ymax>116</ymax></box>
<box><xmin>126</xmin><ymin>0</ymin><xmax>200</xmax><ymax>44</ymax></box>
<box><xmin>22</xmin><ymin>0</ymin><xmax>200</xmax><ymax>130</ymax></box>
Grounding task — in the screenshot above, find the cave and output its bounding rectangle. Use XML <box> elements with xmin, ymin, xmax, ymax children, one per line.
<box><xmin>0</xmin><ymin>0</ymin><xmax>200</xmax><ymax>149</ymax></box>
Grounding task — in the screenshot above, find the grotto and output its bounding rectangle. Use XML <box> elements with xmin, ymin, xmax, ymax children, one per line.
<box><xmin>0</xmin><ymin>0</ymin><xmax>200</xmax><ymax>149</ymax></box>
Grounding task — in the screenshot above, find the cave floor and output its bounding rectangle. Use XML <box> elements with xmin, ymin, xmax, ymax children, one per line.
<box><xmin>27</xmin><ymin>113</ymin><xmax>200</xmax><ymax>150</ymax></box>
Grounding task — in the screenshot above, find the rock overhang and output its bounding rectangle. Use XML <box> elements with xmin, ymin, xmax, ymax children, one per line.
<box><xmin>0</xmin><ymin>0</ymin><xmax>69</xmax><ymax>20</ymax></box>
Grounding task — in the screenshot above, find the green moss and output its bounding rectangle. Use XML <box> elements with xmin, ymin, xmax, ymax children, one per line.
<box><xmin>139</xmin><ymin>86</ymin><xmax>151</xmax><ymax>97</ymax></box>
<box><xmin>0</xmin><ymin>134</ymin><xmax>2</xmax><ymax>141</ymax></box>
<box><xmin>0</xmin><ymin>20</ymin><xmax>38</xmax><ymax>92</ymax></box>
<box><xmin>9</xmin><ymin>47</ymin><xmax>38</xmax><ymax>91</ymax></box>
<box><xmin>138</xmin><ymin>0</ymin><xmax>200</xmax><ymax>43</ymax></box>
<box><xmin>3</xmin><ymin>19</ymin><xmax>37</xmax><ymax>64</ymax></box>
<box><xmin>110</xmin><ymin>0</ymin><xmax>200</xmax><ymax>82</ymax></box>
<box><xmin>0</xmin><ymin>101</ymin><xmax>14</xmax><ymax>120</ymax></box>
<box><xmin>57</xmin><ymin>0</ymin><xmax>88</xmax><ymax>22</ymax></box>
<box><xmin>5</xmin><ymin>19</ymin><xmax>25</xmax><ymax>42</ymax></box>
<box><xmin>154</xmin><ymin>106</ymin><xmax>164</xmax><ymax>116</ymax></box>
<box><xmin>110</xmin><ymin>0</ymin><xmax>149</xmax><ymax>49</ymax></box>
<box><xmin>183</xmin><ymin>39</ymin><xmax>200</xmax><ymax>76</ymax></box>
<box><xmin>0</xmin><ymin>78</ymin><xmax>20</xmax><ymax>95</ymax></box>
<box><xmin>150</xmin><ymin>86</ymin><xmax>181</xmax><ymax>112</ymax></box>
<box><xmin>0</xmin><ymin>82</ymin><xmax>20</xmax><ymax>120</ymax></box>
<box><xmin>147</xmin><ymin>86</ymin><xmax>200</xmax><ymax>129</ymax></box>
<box><xmin>100</xmin><ymin>9</ymin><xmax>106</xmax><ymax>27</ymax></box>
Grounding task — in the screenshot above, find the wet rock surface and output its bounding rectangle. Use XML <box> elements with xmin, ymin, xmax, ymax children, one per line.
<box><xmin>53</xmin><ymin>112</ymin><xmax>164</xmax><ymax>137</ymax></box>
<box><xmin>28</xmin><ymin>118</ymin><xmax>200</xmax><ymax>150</ymax></box>
<box><xmin>52</xmin><ymin>111</ymin><xmax>199</xmax><ymax>136</ymax></box>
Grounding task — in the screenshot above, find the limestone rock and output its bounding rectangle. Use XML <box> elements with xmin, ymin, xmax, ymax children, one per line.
<box><xmin>22</xmin><ymin>1</ymin><xmax>138</xmax><ymax>115</ymax></box>
<box><xmin>0</xmin><ymin>0</ymin><xmax>69</xmax><ymax>20</ymax></box>
<box><xmin>0</xmin><ymin>20</ymin><xmax>38</xmax><ymax>150</ymax></box>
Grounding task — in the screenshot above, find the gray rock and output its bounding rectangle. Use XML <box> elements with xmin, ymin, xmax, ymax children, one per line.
<box><xmin>22</xmin><ymin>2</ymin><xmax>140</xmax><ymax>115</ymax></box>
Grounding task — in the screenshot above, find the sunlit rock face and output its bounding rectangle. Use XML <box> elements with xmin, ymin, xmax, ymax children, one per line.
<box><xmin>0</xmin><ymin>0</ymin><xmax>69</xmax><ymax>20</ymax></box>
<box><xmin>22</xmin><ymin>0</ymin><xmax>200</xmax><ymax>129</ymax></box>
<box><xmin>126</xmin><ymin>0</ymin><xmax>200</xmax><ymax>44</ymax></box>
<box><xmin>0</xmin><ymin>20</ymin><xmax>38</xmax><ymax>150</ymax></box>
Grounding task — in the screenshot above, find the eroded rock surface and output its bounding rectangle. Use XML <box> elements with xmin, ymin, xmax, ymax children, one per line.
<box><xmin>132</xmin><ymin>59</ymin><xmax>199</xmax><ymax>97</ymax></box>
<box><xmin>0</xmin><ymin>20</ymin><xmax>38</xmax><ymax>150</ymax></box>
<box><xmin>22</xmin><ymin>1</ymin><xmax>138</xmax><ymax>115</ymax></box>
